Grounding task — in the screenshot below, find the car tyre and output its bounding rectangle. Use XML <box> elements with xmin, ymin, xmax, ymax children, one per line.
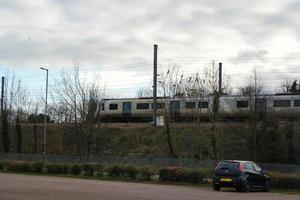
<box><xmin>263</xmin><ymin>180</ymin><xmax>271</xmax><ymax>192</ymax></box>
<box><xmin>213</xmin><ymin>184</ymin><xmax>221</xmax><ymax>191</ymax></box>
<box><xmin>242</xmin><ymin>180</ymin><xmax>250</xmax><ymax>193</ymax></box>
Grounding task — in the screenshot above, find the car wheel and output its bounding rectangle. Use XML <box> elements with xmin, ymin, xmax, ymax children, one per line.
<box><xmin>242</xmin><ymin>180</ymin><xmax>251</xmax><ymax>193</ymax></box>
<box><xmin>264</xmin><ymin>180</ymin><xmax>271</xmax><ymax>192</ymax></box>
<box><xmin>213</xmin><ymin>184</ymin><xmax>221</xmax><ymax>191</ymax></box>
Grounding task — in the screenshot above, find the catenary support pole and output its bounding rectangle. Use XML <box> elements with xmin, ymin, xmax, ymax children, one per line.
<box><xmin>218</xmin><ymin>62</ymin><xmax>222</xmax><ymax>94</ymax></box>
<box><xmin>1</xmin><ymin>77</ymin><xmax>4</xmax><ymax>115</ymax></box>
<box><xmin>40</xmin><ymin>67</ymin><xmax>48</xmax><ymax>159</ymax></box>
<box><xmin>153</xmin><ymin>44</ymin><xmax>158</xmax><ymax>126</ymax></box>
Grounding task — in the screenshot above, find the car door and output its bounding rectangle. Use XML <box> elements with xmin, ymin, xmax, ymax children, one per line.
<box><xmin>251</xmin><ymin>162</ymin><xmax>266</xmax><ymax>186</ymax></box>
<box><xmin>244</xmin><ymin>162</ymin><xmax>257</xmax><ymax>185</ymax></box>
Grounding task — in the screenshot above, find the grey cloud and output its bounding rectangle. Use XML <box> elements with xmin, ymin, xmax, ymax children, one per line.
<box><xmin>0</xmin><ymin>0</ymin><xmax>299</xmax><ymax>73</ymax></box>
<box><xmin>233</xmin><ymin>49</ymin><xmax>268</xmax><ymax>61</ymax></box>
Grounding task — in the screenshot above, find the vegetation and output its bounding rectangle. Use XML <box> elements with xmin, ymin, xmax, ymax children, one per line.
<box><xmin>0</xmin><ymin>160</ymin><xmax>299</xmax><ymax>190</ymax></box>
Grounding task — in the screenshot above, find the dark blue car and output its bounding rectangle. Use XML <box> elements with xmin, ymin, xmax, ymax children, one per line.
<box><xmin>212</xmin><ymin>160</ymin><xmax>271</xmax><ymax>192</ymax></box>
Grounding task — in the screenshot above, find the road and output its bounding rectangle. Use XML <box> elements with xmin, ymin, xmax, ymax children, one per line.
<box><xmin>0</xmin><ymin>173</ymin><xmax>299</xmax><ymax>200</ymax></box>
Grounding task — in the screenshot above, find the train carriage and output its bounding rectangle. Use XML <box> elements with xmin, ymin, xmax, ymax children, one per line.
<box><xmin>100</xmin><ymin>94</ymin><xmax>300</xmax><ymax>122</ymax></box>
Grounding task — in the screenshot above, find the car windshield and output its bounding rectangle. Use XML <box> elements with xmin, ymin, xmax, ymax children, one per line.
<box><xmin>218</xmin><ymin>161</ymin><xmax>239</xmax><ymax>169</ymax></box>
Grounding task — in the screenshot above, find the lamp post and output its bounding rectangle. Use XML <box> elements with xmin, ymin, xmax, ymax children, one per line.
<box><xmin>40</xmin><ymin>67</ymin><xmax>48</xmax><ymax>159</ymax></box>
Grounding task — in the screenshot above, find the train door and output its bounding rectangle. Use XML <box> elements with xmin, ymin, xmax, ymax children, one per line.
<box><xmin>256</xmin><ymin>98</ymin><xmax>267</xmax><ymax>113</ymax></box>
<box><xmin>122</xmin><ymin>102</ymin><xmax>132</xmax><ymax>120</ymax></box>
<box><xmin>170</xmin><ymin>100</ymin><xmax>180</xmax><ymax>114</ymax></box>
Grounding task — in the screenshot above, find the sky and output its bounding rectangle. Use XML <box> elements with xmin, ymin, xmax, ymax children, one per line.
<box><xmin>0</xmin><ymin>0</ymin><xmax>300</xmax><ymax>99</ymax></box>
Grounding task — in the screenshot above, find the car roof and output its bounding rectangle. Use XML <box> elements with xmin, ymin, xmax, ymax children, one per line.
<box><xmin>222</xmin><ymin>160</ymin><xmax>252</xmax><ymax>163</ymax></box>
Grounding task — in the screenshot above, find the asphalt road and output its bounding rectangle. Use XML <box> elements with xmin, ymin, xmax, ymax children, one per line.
<box><xmin>0</xmin><ymin>173</ymin><xmax>299</xmax><ymax>200</ymax></box>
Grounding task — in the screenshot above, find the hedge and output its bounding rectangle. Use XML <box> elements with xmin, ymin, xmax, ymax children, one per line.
<box><xmin>46</xmin><ymin>163</ymin><xmax>69</xmax><ymax>174</ymax></box>
<box><xmin>0</xmin><ymin>160</ymin><xmax>299</xmax><ymax>190</ymax></box>
<box><xmin>106</xmin><ymin>164</ymin><xmax>139</xmax><ymax>179</ymax></box>
<box><xmin>4</xmin><ymin>161</ymin><xmax>33</xmax><ymax>173</ymax></box>
<box><xmin>82</xmin><ymin>163</ymin><xmax>103</xmax><ymax>176</ymax></box>
<box><xmin>269</xmin><ymin>172</ymin><xmax>300</xmax><ymax>189</ymax></box>
<box><xmin>159</xmin><ymin>167</ymin><xmax>212</xmax><ymax>183</ymax></box>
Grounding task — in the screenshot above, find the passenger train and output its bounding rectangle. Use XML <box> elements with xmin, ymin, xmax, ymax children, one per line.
<box><xmin>99</xmin><ymin>94</ymin><xmax>300</xmax><ymax>121</ymax></box>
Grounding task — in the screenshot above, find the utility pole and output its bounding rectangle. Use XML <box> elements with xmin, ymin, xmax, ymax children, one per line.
<box><xmin>218</xmin><ymin>62</ymin><xmax>222</xmax><ymax>94</ymax></box>
<box><xmin>1</xmin><ymin>77</ymin><xmax>4</xmax><ymax>115</ymax></box>
<box><xmin>153</xmin><ymin>44</ymin><xmax>158</xmax><ymax>126</ymax></box>
<box><xmin>40</xmin><ymin>67</ymin><xmax>48</xmax><ymax>159</ymax></box>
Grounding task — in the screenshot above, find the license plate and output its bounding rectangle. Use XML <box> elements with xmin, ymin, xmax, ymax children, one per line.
<box><xmin>220</xmin><ymin>178</ymin><xmax>232</xmax><ymax>182</ymax></box>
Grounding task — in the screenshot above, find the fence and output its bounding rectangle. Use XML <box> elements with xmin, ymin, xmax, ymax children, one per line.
<box><xmin>0</xmin><ymin>153</ymin><xmax>300</xmax><ymax>174</ymax></box>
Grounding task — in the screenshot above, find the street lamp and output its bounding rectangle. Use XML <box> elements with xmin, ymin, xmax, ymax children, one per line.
<box><xmin>40</xmin><ymin>67</ymin><xmax>48</xmax><ymax>159</ymax></box>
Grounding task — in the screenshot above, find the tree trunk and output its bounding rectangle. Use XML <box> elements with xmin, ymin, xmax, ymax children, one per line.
<box><xmin>2</xmin><ymin>111</ymin><xmax>9</xmax><ymax>153</ymax></box>
<box><xmin>165</xmin><ymin>116</ymin><xmax>176</xmax><ymax>158</ymax></box>
<box><xmin>33</xmin><ymin>124</ymin><xmax>38</xmax><ymax>153</ymax></box>
<box><xmin>16</xmin><ymin>113</ymin><xmax>22</xmax><ymax>153</ymax></box>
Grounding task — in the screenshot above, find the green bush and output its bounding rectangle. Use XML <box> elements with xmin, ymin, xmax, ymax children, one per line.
<box><xmin>5</xmin><ymin>161</ymin><xmax>32</xmax><ymax>173</ymax></box>
<box><xmin>106</xmin><ymin>164</ymin><xmax>138</xmax><ymax>179</ymax></box>
<box><xmin>159</xmin><ymin>167</ymin><xmax>182</xmax><ymax>182</ymax></box>
<box><xmin>82</xmin><ymin>163</ymin><xmax>102</xmax><ymax>176</ymax></box>
<box><xmin>176</xmin><ymin>169</ymin><xmax>203</xmax><ymax>183</ymax></box>
<box><xmin>32</xmin><ymin>162</ymin><xmax>44</xmax><ymax>173</ymax></box>
<box><xmin>138</xmin><ymin>166</ymin><xmax>156</xmax><ymax>181</ymax></box>
<box><xmin>269</xmin><ymin>172</ymin><xmax>300</xmax><ymax>189</ymax></box>
<box><xmin>0</xmin><ymin>162</ymin><xmax>4</xmax><ymax>171</ymax></box>
<box><xmin>46</xmin><ymin>163</ymin><xmax>69</xmax><ymax>174</ymax></box>
<box><xmin>70</xmin><ymin>164</ymin><xmax>82</xmax><ymax>175</ymax></box>
<box><xmin>159</xmin><ymin>167</ymin><xmax>210</xmax><ymax>183</ymax></box>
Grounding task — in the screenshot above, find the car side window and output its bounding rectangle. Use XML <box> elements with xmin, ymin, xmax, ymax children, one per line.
<box><xmin>252</xmin><ymin>163</ymin><xmax>262</xmax><ymax>171</ymax></box>
<box><xmin>244</xmin><ymin>162</ymin><xmax>254</xmax><ymax>170</ymax></box>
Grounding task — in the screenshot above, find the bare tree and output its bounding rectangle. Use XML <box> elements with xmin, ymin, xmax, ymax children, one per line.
<box><xmin>239</xmin><ymin>68</ymin><xmax>264</xmax><ymax>161</ymax></box>
<box><xmin>1</xmin><ymin>70</ymin><xmax>29</xmax><ymax>153</ymax></box>
<box><xmin>50</xmin><ymin>61</ymin><xmax>105</xmax><ymax>160</ymax></box>
<box><xmin>158</xmin><ymin>63</ymin><xmax>184</xmax><ymax>158</ymax></box>
<box><xmin>136</xmin><ymin>87</ymin><xmax>153</xmax><ymax>98</ymax></box>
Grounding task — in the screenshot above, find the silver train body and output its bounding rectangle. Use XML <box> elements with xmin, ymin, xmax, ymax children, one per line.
<box><xmin>100</xmin><ymin>95</ymin><xmax>300</xmax><ymax>121</ymax></box>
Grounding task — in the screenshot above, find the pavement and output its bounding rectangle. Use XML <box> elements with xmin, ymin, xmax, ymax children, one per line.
<box><xmin>0</xmin><ymin>173</ymin><xmax>299</xmax><ymax>200</ymax></box>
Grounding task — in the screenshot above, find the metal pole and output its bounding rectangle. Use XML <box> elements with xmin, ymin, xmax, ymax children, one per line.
<box><xmin>1</xmin><ymin>77</ymin><xmax>4</xmax><ymax>152</ymax></box>
<box><xmin>40</xmin><ymin>67</ymin><xmax>48</xmax><ymax>158</ymax></box>
<box><xmin>1</xmin><ymin>77</ymin><xmax>4</xmax><ymax>114</ymax></box>
<box><xmin>153</xmin><ymin>44</ymin><xmax>158</xmax><ymax>126</ymax></box>
<box><xmin>218</xmin><ymin>62</ymin><xmax>222</xmax><ymax>94</ymax></box>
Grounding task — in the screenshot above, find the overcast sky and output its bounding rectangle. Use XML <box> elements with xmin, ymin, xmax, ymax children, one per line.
<box><xmin>0</xmin><ymin>0</ymin><xmax>300</xmax><ymax>97</ymax></box>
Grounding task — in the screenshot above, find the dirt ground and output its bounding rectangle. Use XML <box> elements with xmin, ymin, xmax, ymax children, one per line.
<box><xmin>0</xmin><ymin>173</ymin><xmax>299</xmax><ymax>200</ymax></box>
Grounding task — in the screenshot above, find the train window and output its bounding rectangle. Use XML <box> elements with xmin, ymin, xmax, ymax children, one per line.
<box><xmin>109</xmin><ymin>104</ymin><xmax>118</xmax><ymax>110</ymax></box>
<box><xmin>237</xmin><ymin>100</ymin><xmax>248</xmax><ymax>108</ymax></box>
<box><xmin>151</xmin><ymin>103</ymin><xmax>165</xmax><ymax>109</ymax></box>
<box><xmin>185</xmin><ymin>102</ymin><xmax>196</xmax><ymax>109</ymax></box>
<box><xmin>273</xmin><ymin>100</ymin><xmax>291</xmax><ymax>107</ymax></box>
<box><xmin>199</xmin><ymin>101</ymin><xmax>209</xmax><ymax>108</ymax></box>
<box><xmin>294</xmin><ymin>100</ymin><xmax>300</xmax><ymax>107</ymax></box>
<box><xmin>101</xmin><ymin>103</ymin><xmax>105</xmax><ymax>111</ymax></box>
<box><xmin>137</xmin><ymin>103</ymin><xmax>149</xmax><ymax>109</ymax></box>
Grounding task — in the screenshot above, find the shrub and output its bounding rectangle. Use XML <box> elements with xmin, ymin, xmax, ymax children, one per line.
<box><xmin>106</xmin><ymin>164</ymin><xmax>138</xmax><ymax>179</ymax></box>
<box><xmin>159</xmin><ymin>167</ymin><xmax>210</xmax><ymax>183</ymax></box>
<box><xmin>46</xmin><ymin>163</ymin><xmax>68</xmax><ymax>174</ymax></box>
<box><xmin>70</xmin><ymin>164</ymin><xmax>82</xmax><ymax>175</ymax></box>
<box><xmin>61</xmin><ymin>164</ymin><xmax>70</xmax><ymax>174</ymax></box>
<box><xmin>269</xmin><ymin>172</ymin><xmax>300</xmax><ymax>189</ymax></box>
<box><xmin>82</xmin><ymin>163</ymin><xmax>102</xmax><ymax>176</ymax></box>
<box><xmin>31</xmin><ymin>162</ymin><xmax>44</xmax><ymax>173</ymax></box>
<box><xmin>5</xmin><ymin>161</ymin><xmax>32</xmax><ymax>173</ymax></box>
<box><xmin>125</xmin><ymin>165</ymin><xmax>139</xmax><ymax>179</ymax></box>
<box><xmin>0</xmin><ymin>162</ymin><xmax>4</xmax><ymax>171</ymax></box>
<box><xmin>159</xmin><ymin>167</ymin><xmax>181</xmax><ymax>182</ymax></box>
<box><xmin>176</xmin><ymin>169</ymin><xmax>203</xmax><ymax>183</ymax></box>
<box><xmin>138</xmin><ymin>166</ymin><xmax>156</xmax><ymax>181</ymax></box>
